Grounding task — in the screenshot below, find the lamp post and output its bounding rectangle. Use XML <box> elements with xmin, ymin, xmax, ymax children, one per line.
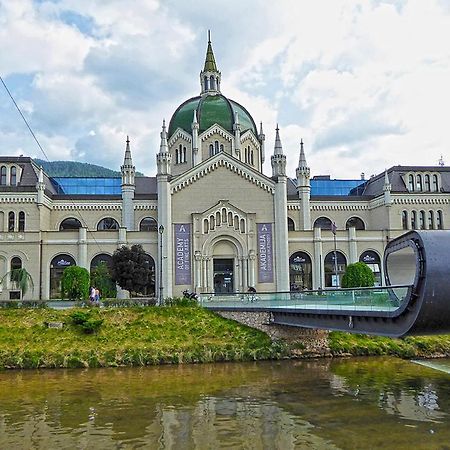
<box><xmin>158</xmin><ymin>224</ymin><xmax>164</xmax><ymax>305</ymax></box>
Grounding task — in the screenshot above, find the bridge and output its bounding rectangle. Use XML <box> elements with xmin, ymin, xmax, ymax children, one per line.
<box><xmin>200</xmin><ymin>230</ymin><xmax>450</xmax><ymax>337</ymax></box>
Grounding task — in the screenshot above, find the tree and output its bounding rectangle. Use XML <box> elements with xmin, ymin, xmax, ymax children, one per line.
<box><xmin>61</xmin><ymin>266</ymin><xmax>90</xmax><ymax>300</ymax></box>
<box><xmin>111</xmin><ymin>244</ymin><xmax>152</xmax><ymax>296</ymax></box>
<box><xmin>0</xmin><ymin>268</ymin><xmax>34</xmax><ymax>298</ymax></box>
<box><xmin>341</xmin><ymin>262</ymin><xmax>375</xmax><ymax>288</ymax></box>
<box><xmin>90</xmin><ymin>261</ymin><xmax>117</xmax><ymax>299</ymax></box>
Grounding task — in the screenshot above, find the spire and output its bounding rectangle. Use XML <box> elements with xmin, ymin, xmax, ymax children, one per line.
<box><xmin>159</xmin><ymin>119</ymin><xmax>168</xmax><ymax>153</ymax></box>
<box><xmin>259</xmin><ymin>121</ymin><xmax>264</xmax><ymax>136</ymax></box>
<box><xmin>383</xmin><ymin>169</ymin><xmax>391</xmax><ymax>191</ymax></box>
<box><xmin>298</xmin><ymin>139</ymin><xmax>307</xmax><ymax>168</ymax></box>
<box><xmin>38</xmin><ymin>165</ymin><xmax>44</xmax><ymax>184</ymax></box>
<box><xmin>121</xmin><ymin>135</ymin><xmax>135</xmax><ymax>187</ymax></box>
<box><xmin>192</xmin><ymin>109</ymin><xmax>198</xmax><ymax>126</ymax></box>
<box><xmin>203</xmin><ymin>30</ymin><xmax>218</xmax><ymax>72</ymax></box>
<box><xmin>274</xmin><ymin>124</ymin><xmax>283</xmax><ymax>155</ymax></box>
<box><xmin>123</xmin><ymin>135</ymin><xmax>132</xmax><ymax>165</ymax></box>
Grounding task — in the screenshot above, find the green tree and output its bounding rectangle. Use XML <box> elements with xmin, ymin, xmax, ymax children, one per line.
<box><xmin>111</xmin><ymin>244</ymin><xmax>152</xmax><ymax>296</ymax></box>
<box><xmin>0</xmin><ymin>268</ymin><xmax>34</xmax><ymax>297</ymax></box>
<box><xmin>61</xmin><ymin>266</ymin><xmax>90</xmax><ymax>300</ymax></box>
<box><xmin>90</xmin><ymin>261</ymin><xmax>117</xmax><ymax>299</ymax></box>
<box><xmin>341</xmin><ymin>262</ymin><xmax>375</xmax><ymax>288</ymax></box>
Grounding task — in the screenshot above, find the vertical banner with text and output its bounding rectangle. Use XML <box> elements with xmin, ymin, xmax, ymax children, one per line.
<box><xmin>257</xmin><ymin>223</ymin><xmax>273</xmax><ymax>283</ymax></box>
<box><xmin>174</xmin><ymin>224</ymin><xmax>191</xmax><ymax>285</ymax></box>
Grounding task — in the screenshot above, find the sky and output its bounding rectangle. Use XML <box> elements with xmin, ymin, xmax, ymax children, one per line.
<box><xmin>0</xmin><ymin>0</ymin><xmax>449</xmax><ymax>179</ymax></box>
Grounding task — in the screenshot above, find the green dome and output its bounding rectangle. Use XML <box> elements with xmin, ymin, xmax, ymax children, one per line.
<box><xmin>168</xmin><ymin>94</ymin><xmax>258</xmax><ymax>138</ymax></box>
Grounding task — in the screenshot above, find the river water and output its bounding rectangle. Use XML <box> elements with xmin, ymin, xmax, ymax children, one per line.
<box><xmin>0</xmin><ymin>357</ymin><xmax>449</xmax><ymax>449</ymax></box>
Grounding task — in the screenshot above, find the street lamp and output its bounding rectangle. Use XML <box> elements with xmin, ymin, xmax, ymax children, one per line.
<box><xmin>158</xmin><ymin>224</ymin><xmax>164</xmax><ymax>305</ymax></box>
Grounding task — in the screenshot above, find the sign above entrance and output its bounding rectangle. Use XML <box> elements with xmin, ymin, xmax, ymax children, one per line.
<box><xmin>257</xmin><ymin>223</ymin><xmax>273</xmax><ymax>283</ymax></box>
<box><xmin>174</xmin><ymin>224</ymin><xmax>191</xmax><ymax>285</ymax></box>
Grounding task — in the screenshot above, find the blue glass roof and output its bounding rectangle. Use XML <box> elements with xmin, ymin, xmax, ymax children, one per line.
<box><xmin>311</xmin><ymin>179</ymin><xmax>365</xmax><ymax>196</ymax></box>
<box><xmin>51</xmin><ymin>177</ymin><xmax>122</xmax><ymax>195</ymax></box>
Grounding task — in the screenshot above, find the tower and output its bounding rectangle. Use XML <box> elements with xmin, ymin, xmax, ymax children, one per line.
<box><xmin>296</xmin><ymin>139</ymin><xmax>311</xmax><ymax>230</ymax></box>
<box><xmin>200</xmin><ymin>31</ymin><xmax>221</xmax><ymax>94</ymax></box>
<box><xmin>121</xmin><ymin>136</ymin><xmax>136</xmax><ymax>231</ymax></box>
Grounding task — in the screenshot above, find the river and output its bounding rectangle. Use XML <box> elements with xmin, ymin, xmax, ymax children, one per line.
<box><xmin>0</xmin><ymin>357</ymin><xmax>449</xmax><ymax>449</ymax></box>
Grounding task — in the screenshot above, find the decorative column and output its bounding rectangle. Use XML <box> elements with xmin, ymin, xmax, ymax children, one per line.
<box><xmin>313</xmin><ymin>226</ymin><xmax>323</xmax><ymax>289</ymax></box>
<box><xmin>348</xmin><ymin>226</ymin><xmax>357</xmax><ymax>263</ymax></box>
<box><xmin>248</xmin><ymin>251</ymin><xmax>256</xmax><ymax>287</ymax></box>
<box><xmin>78</xmin><ymin>227</ymin><xmax>88</xmax><ymax>270</ymax></box>
<box><xmin>194</xmin><ymin>251</ymin><xmax>202</xmax><ymax>291</ymax></box>
<box><xmin>241</xmin><ymin>256</ymin><xmax>248</xmax><ymax>291</ymax></box>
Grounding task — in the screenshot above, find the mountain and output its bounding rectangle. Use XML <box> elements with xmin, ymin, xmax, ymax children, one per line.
<box><xmin>33</xmin><ymin>159</ymin><xmax>144</xmax><ymax>177</ymax></box>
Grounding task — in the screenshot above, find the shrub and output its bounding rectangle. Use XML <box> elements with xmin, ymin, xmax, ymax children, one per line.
<box><xmin>341</xmin><ymin>262</ymin><xmax>375</xmax><ymax>288</ymax></box>
<box><xmin>90</xmin><ymin>261</ymin><xmax>117</xmax><ymax>299</ymax></box>
<box><xmin>69</xmin><ymin>310</ymin><xmax>103</xmax><ymax>334</ymax></box>
<box><xmin>61</xmin><ymin>266</ymin><xmax>90</xmax><ymax>300</ymax></box>
<box><xmin>164</xmin><ymin>296</ymin><xmax>198</xmax><ymax>307</ymax></box>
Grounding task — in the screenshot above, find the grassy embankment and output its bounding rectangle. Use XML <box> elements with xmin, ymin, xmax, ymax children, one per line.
<box><xmin>1</xmin><ymin>306</ymin><xmax>450</xmax><ymax>370</ymax></box>
<box><xmin>0</xmin><ymin>307</ymin><xmax>288</xmax><ymax>370</ymax></box>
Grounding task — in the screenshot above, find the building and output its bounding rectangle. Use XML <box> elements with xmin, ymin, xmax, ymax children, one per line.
<box><xmin>0</xmin><ymin>38</ymin><xmax>449</xmax><ymax>300</ymax></box>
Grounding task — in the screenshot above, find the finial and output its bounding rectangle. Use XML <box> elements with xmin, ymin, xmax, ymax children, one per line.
<box><xmin>274</xmin><ymin>125</ymin><xmax>283</xmax><ymax>155</ymax></box>
<box><xmin>300</xmin><ymin>138</ymin><xmax>304</xmax><ymax>150</ymax></box>
<box><xmin>162</xmin><ymin>119</ymin><xmax>166</xmax><ymax>128</ymax></box>
<box><xmin>208</xmin><ymin>29</ymin><xmax>211</xmax><ymax>43</ymax></box>
<box><xmin>126</xmin><ymin>135</ymin><xmax>130</xmax><ymax>145</ymax></box>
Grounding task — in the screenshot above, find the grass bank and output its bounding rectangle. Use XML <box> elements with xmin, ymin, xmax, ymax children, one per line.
<box><xmin>0</xmin><ymin>307</ymin><xmax>289</xmax><ymax>370</ymax></box>
<box><xmin>329</xmin><ymin>331</ymin><xmax>450</xmax><ymax>358</ymax></box>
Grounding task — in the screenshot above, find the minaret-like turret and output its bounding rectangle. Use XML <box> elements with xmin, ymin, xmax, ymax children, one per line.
<box><xmin>258</xmin><ymin>122</ymin><xmax>265</xmax><ymax>164</ymax></box>
<box><xmin>200</xmin><ymin>31</ymin><xmax>221</xmax><ymax>95</ymax></box>
<box><xmin>121</xmin><ymin>136</ymin><xmax>136</xmax><ymax>230</ymax></box>
<box><xmin>157</xmin><ymin>120</ymin><xmax>172</xmax><ymax>176</ymax></box>
<box><xmin>192</xmin><ymin>110</ymin><xmax>200</xmax><ymax>166</ymax></box>
<box><xmin>271</xmin><ymin>125</ymin><xmax>286</xmax><ymax>178</ymax></box>
<box><xmin>36</xmin><ymin>165</ymin><xmax>45</xmax><ymax>205</ymax></box>
<box><xmin>383</xmin><ymin>169</ymin><xmax>392</xmax><ymax>206</ymax></box>
<box><xmin>296</xmin><ymin>139</ymin><xmax>311</xmax><ymax>230</ymax></box>
<box><xmin>233</xmin><ymin>111</ymin><xmax>241</xmax><ymax>158</ymax></box>
<box><xmin>270</xmin><ymin>125</ymin><xmax>289</xmax><ymax>291</ymax></box>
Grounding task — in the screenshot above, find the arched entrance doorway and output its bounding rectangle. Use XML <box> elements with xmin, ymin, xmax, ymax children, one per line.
<box><xmin>289</xmin><ymin>251</ymin><xmax>312</xmax><ymax>290</ymax></box>
<box><xmin>324</xmin><ymin>251</ymin><xmax>347</xmax><ymax>287</ymax></box>
<box><xmin>359</xmin><ymin>250</ymin><xmax>382</xmax><ymax>286</ymax></box>
<box><xmin>212</xmin><ymin>240</ymin><xmax>237</xmax><ymax>294</ymax></box>
<box><xmin>50</xmin><ymin>254</ymin><xmax>76</xmax><ymax>299</ymax></box>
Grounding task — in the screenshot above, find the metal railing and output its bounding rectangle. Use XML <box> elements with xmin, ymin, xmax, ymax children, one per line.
<box><xmin>199</xmin><ymin>284</ymin><xmax>413</xmax><ymax>312</ymax></box>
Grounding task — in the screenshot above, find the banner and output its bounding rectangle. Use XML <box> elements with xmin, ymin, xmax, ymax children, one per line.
<box><xmin>257</xmin><ymin>223</ymin><xmax>273</xmax><ymax>283</ymax></box>
<box><xmin>174</xmin><ymin>224</ymin><xmax>191</xmax><ymax>285</ymax></box>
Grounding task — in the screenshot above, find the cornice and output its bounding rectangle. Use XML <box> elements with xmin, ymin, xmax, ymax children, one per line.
<box><xmin>53</xmin><ymin>202</ymin><xmax>122</xmax><ymax>211</ymax></box>
<box><xmin>168</xmin><ymin>128</ymin><xmax>192</xmax><ymax>147</ymax></box>
<box><xmin>199</xmin><ymin>124</ymin><xmax>233</xmax><ymax>142</ymax></box>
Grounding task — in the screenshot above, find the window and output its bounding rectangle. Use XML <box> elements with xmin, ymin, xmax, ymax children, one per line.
<box><xmin>90</xmin><ymin>253</ymin><xmax>113</xmax><ymax>271</ymax></box>
<box><xmin>176</xmin><ymin>144</ymin><xmax>187</xmax><ymax>164</ymax></box>
<box><xmin>289</xmin><ymin>252</ymin><xmax>312</xmax><ymax>290</ymax></box>
<box><xmin>408</xmin><ymin>174</ymin><xmax>414</xmax><ymax>191</ymax></box>
<box><xmin>437</xmin><ymin>210</ymin><xmax>443</xmax><ymax>229</ymax></box>
<box><xmin>209</xmin><ymin>144</ymin><xmax>214</xmax><ymax>157</ymax></box>
<box><xmin>97</xmin><ymin>218</ymin><xmax>119</xmax><ymax>230</ymax></box>
<box><xmin>359</xmin><ymin>251</ymin><xmax>380</xmax><ymax>286</ymax></box>
<box><xmin>425</xmin><ymin>174</ymin><xmax>431</xmax><ymax>191</ymax></box>
<box><xmin>214</xmin><ymin>140</ymin><xmax>219</xmax><ymax>155</ymax></box>
<box><xmin>60</xmin><ymin>218</ymin><xmax>82</xmax><ymax>231</ymax></box>
<box><xmin>433</xmin><ymin>174</ymin><xmax>439</xmax><ymax>192</ymax></box>
<box><xmin>416</xmin><ymin>174</ymin><xmax>422</xmax><ymax>191</ymax></box>
<box><xmin>49</xmin><ymin>254</ymin><xmax>76</xmax><ymax>299</ymax></box>
<box><xmin>0</xmin><ymin>166</ymin><xmax>6</xmax><ymax>185</ymax></box>
<box><xmin>251</xmin><ymin>150</ymin><xmax>254</xmax><ymax>165</ymax></box>
<box><xmin>411</xmin><ymin>211</ymin><xmax>417</xmax><ymax>230</ymax></box>
<box><xmin>288</xmin><ymin>218</ymin><xmax>295</xmax><ymax>231</ymax></box>
<box><xmin>18</xmin><ymin>211</ymin><xmax>25</xmax><ymax>232</ymax></box>
<box><xmin>11</xmin><ymin>256</ymin><xmax>22</xmax><ymax>271</ymax></box>
<box><xmin>10</xmin><ymin>166</ymin><xmax>17</xmax><ymax>185</ymax></box>
<box><xmin>402</xmin><ymin>210</ymin><xmax>408</xmax><ymax>230</ymax></box>
<box><xmin>345</xmin><ymin>217</ymin><xmax>365</xmax><ymax>230</ymax></box>
<box><xmin>428</xmin><ymin>211</ymin><xmax>434</xmax><ymax>229</ymax></box>
<box><xmin>140</xmin><ymin>217</ymin><xmax>157</xmax><ymax>232</ymax></box>
<box><xmin>419</xmin><ymin>210</ymin><xmax>425</xmax><ymax>229</ymax></box>
<box><xmin>8</xmin><ymin>211</ymin><xmax>15</xmax><ymax>232</ymax></box>
<box><xmin>313</xmin><ymin>217</ymin><xmax>332</xmax><ymax>230</ymax></box>
<box><xmin>324</xmin><ymin>251</ymin><xmax>347</xmax><ymax>287</ymax></box>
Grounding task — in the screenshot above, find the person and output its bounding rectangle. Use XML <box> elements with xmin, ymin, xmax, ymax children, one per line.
<box><xmin>95</xmin><ymin>288</ymin><xmax>100</xmax><ymax>304</ymax></box>
<box><xmin>247</xmin><ymin>286</ymin><xmax>256</xmax><ymax>294</ymax></box>
<box><xmin>89</xmin><ymin>286</ymin><xmax>96</xmax><ymax>303</ymax></box>
<box><xmin>247</xmin><ymin>286</ymin><xmax>257</xmax><ymax>303</ymax></box>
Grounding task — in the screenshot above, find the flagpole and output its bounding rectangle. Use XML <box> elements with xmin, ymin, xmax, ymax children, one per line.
<box><xmin>332</xmin><ymin>222</ymin><xmax>338</xmax><ymax>287</ymax></box>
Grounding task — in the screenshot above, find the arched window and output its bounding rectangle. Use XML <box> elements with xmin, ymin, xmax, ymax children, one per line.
<box><xmin>210</xmin><ymin>75</ymin><xmax>215</xmax><ymax>90</ymax></box>
<box><xmin>345</xmin><ymin>217</ymin><xmax>365</xmax><ymax>230</ymax></box>
<box><xmin>240</xmin><ymin>218</ymin><xmax>245</xmax><ymax>233</ymax></box>
<box><xmin>314</xmin><ymin>217</ymin><xmax>332</xmax><ymax>230</ymax></box>
<box><xmin>416</xmin><ymin>174</ymin><xmax>423</xmax><ymax>191</ymax></box>
<box><xmin>419</xmin><ymin>210</ymin><xmax>425</xmax><ymax>229</ymax></box>
<box><xmin>408</xmin><ymin>174</ymin><xmax>414</xmax><ymax>191</ymax></box>
<box><xmin>175</xmin><ymin>146</ymin><xmax>179</xmax><ymax>164</ymax></box>
<box><xmin>411</xmin><ymin>211</ymin><xmax>417</xmax><ymax>230</ymax></box>
<box><xmin>214</xmin><ymin>140</ymin><xmax>219</xmax><ymax>155</ymax></box>
<box><xmin>49</xmin><ymin>254</ymin><xmax>76</xmax><ymax>299</ymax></box>
<box><xmin>183</xmin><ymin>146</ymin><xmax>187</xmax><ymax>163</ymax></box>
<box><xmin>60</xmin><ymin>218</ymin><xmax>82</xmax><ymax>231</ymax></box>
<box><xmin>90</xmin><ymin>253</ymin><xmax>113</xmax><ymax>271</ymax></box>
<box><xmin>220</xmin><ymin>144</ymin><xmax>223</xmax><ymax>152</ymax></box>
<box><xmin>433</xmin><ymin>174</ymin><xmax>439</xmax><ymax>192</ymax></box>
<box><xmin>209</xmin><ymin>144</ymin><xmax>214</xmax><ymax>157</ymax></box>
<box><xmin>215</xmin><ymin>211</ymin><xmax>221</xmax><ymax>226</ymax></box>
<box><xmin>428</xmin><ymin>210</ymin><xmax>434</xmax><ymax>229</ymax></box>
<box><xmin>288</xmin><ymin>218</ymin><xmax>295</xmax><ymax>231</ymax></box>
<box><xmin>8</xmin><ymin>211</ymin><xmax>15</xmax><ymax>232</ymax></box>
<box><xmin>142</xmin><ymin>253</ymin><xmax>156</xmax><ymax>296</ymax></box>
<box><xmin>204</xmin><ymin>76</ymin><xmax>209</xmax><ymax>90</ymax></box>
<box><xmin>11</xmin><ymin>256</ymin><xmax>22</xmax><ymax>271</ymax></box>
<box><xmin>18</xmin><ymin>211</ymin><xmax>25</xmax><ymax>232</ymax></box>
<box><xmin>140</xmin><ymin>217</ymin><xmax>157</xmax><ymax>232</ymax></box>
<box><xmin>402</xmin><ymin>211</ymin><xmax>408</xmax><ymax>230</ymax></box>
<box><xmin>324</xmin><ymin>251</ymin><xmax>347</xmax><ymax>287</ymax></box>
<box><xmin>289</xmin><ymin>252</ymin><xmax>312</xmax><ymax>290</ymax></box>
<box><xmin>203</xmin><ymin>218</ymin><xmax>209</xmax><ymax>234</ymax></box>
<box><xmin>437</xmin><ymin>210</ymin><xmax>443</xmax><ymax>229</ymax></box>
<box><xmin>10</xmin><ymin>166</ymin><xmax>17</xmax><ymax>185</ymax></box>
<box><xmin>251</xmin><ymin>150</ymin><xmax>254</xmax><ymax>165</ymax></box>
<box><xmin>359</xmin><ymin>251</ymin><xmax>381</xmax><ymax>286</ymax></box>
<box><xmin>97</xmin><ymin>218</ymin><xmax>119</xmax><ymax>231</ymax></box>
<box><xmin>424</xmin><ymin>174</ymin><xmax>431</xmax><ymax>191</ymax></box>
<box><xmin>0</xmin><ymin>166</ymin><xmax>6</xmax><ymax>185</ymax></box>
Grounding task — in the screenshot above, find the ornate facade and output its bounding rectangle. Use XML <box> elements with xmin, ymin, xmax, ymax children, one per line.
<box><xmin>1</xmin><ymin>38</ymin><xmax>449</xmax><ymax>300</ymax></box>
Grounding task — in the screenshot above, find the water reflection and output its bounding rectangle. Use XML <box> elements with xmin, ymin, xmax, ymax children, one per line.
<box><xmin>0</xmin><ymin>358</ymin><xmax>449</xmax><ymax>449</ymax></box>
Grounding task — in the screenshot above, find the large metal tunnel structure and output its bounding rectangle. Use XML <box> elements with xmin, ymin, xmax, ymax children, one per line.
<box><xmin>271</xmin><ymin>230</ymin><xmax>450</xmax><ymax>337</ymax></box>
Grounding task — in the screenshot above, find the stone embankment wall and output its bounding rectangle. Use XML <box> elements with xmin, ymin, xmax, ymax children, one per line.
<box><xmin>216</xmin><ymin>310</ymin><xmax>331</xmax><ymax>357</ymax></box>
